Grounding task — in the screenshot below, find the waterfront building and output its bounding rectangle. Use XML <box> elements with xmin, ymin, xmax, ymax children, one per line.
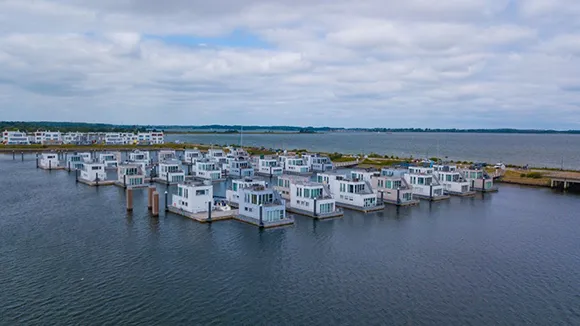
<box><xmin>80</xmin><ymin>162</ymin><xmax>107</xmax><ymax>182</ymax></box>
<box><xmin>256</xmin><ymin>158</ymin><xmax>284</xmax><ymax>176</ymax></box>
<box><xmin>317</xmin><ymin>172</ymin><xmax>382</xmax><ymax>211</ymax></box>
<box><xmin>104</xmin><ymin>133</ymin><xmax>124</xmax><ymax>145</ymax></box>
<box><xmin>238</xmin><ymin>185</ymin><xmax>289</xmax><ymax>225</ymax></box>
<box><xmin>172</xmin><ymin>181</ymin><xmax>214</xmax><ymax>213</ymax></box>
<box><xmin>65</xmin><ymin>154</ymin><xmax>85</xmax><ymax>170</ymax></box>
<box><xmin>41</xmin><ymin>131</ymin><xmax>62</xmax><ymax>145</ymax></box>
<box><xmin>150</xmin><ymin>131</ymin><xmax>164</xmax><ymax>145</ymax></box>
<box><xmin>99</xmin><ymin>153</ymin><xmax>120</xmax><ymax>168</ymax></box>
<box><xmin>460</xmin><ymin>167</ymin><xmax>497</xmax><ymax>192</ymax></box>
<box><xmin>350</xmin><ymin>169</ymin><xmax>378</xmax><ymax>182</ymax></box>
<box><xmin>227</xmin><ymin>147</ymin><xmax>251</xmax><ymax>160</ymax></box>
<box><xmin>62</xmin><ymin>132</ymin><xmax>83</xmax><ymax>145</ymax></box>
<box><xmin>433</xmin><ymin>165</ymin><xmax>474</xmax><ymax>196</ymax></box>
<box><xmin>78</xmin><ymin>152</ymin><xmax>92</xmax><ymax>163</ymax></box>
<box><xmin>39</xmin><ymin>153</ymin><xmax>60</xmax><ymax>169</ymax></box>
<box><xmin>279</xmin><ymin>155</ymin><xmax>310</xmax><ymax>174</ymax></box>
<box><xmin>302</xmin><ymin>153</ymin><xmax>334</xmax><ymax>172</ymax></box>
<box><xmin>158</xmin><ymin>150</ymin><xmax>177</xmax><ymax>162</ymax></box>
<box><xmin>2</xmin><ymin>131</ymin><xmax>30</xmax><ymax>145</ymax></box>
<box><xmin>192</xmin><ymin>159</ymin><xmax>223</xmax><ymax>181</ymax></box>
<box><xmin>129</xmin><ymin>150</ymin><xmax>150</xmax><ymax>164</ymax></box>
<box><xmin>158</xmin><ymin>160</ymin><xmax>185</xmax><ymax>184</ymax></box>
<box><xmin>224</xmin><ymin>157</ymin><xmax>254</xmax><ymax>177</ymax></box>
<box><xmin>275</xmin><ymin>174</ymin><xmax>309</xmax><ymax>199</ymax></box>
<box><xmin>207</xmin><ymin>149</ymin><xmax>227</xmax><ymax>165</ymax></box>
<box><xmin>117</xmin><ymin>164</ymin><xmax>146</xmax><ymax>187</ymax></box>
<box><xmin>404</xmin><ymin>166</ymin><xmax>449</xmax><ymax>201</ymax></box>
<box><xmin>183</xmin><ymin>149</ymin><xmax>202</xmax><ymax>164</ymax></box>
<box><xmin>288</xmin><ymin>177</ymin><xmax>341</xmax><ymax>218</ymax></box>
<box><xmin>371</xmin><ymin>168</ymin><xmax>418</xmax><ymax>206</ymax></box>
<box><xmin>226</xmin><ymin>178</ymin><xmax>267</xmax><ymax>207</ymax></box>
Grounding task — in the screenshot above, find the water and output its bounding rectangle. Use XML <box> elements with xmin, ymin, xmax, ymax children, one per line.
<box><xmin>167</xmin><ymin>132</ymin><xmax>580</xmax><ymax>170</ymax></box>
<box><xmin>1</xmin><ymin>155</ymin><xmax>580</xmax><ymax>325</ymax></box>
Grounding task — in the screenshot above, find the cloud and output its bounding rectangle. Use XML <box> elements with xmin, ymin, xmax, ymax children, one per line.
<box><xmin>0</xmin><ymin>0</ymin><xmax>579</xmax><ymax>128</ymax></box>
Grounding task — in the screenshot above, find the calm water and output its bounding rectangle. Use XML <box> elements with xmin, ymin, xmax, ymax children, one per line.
<box><xmin>167</xmin><ymin>132</ymin><xmax>580</xmax><ymax>170</ymax></box>
<box><xmin>1</xmin><ymin>155</ymin><xmax>580</xmax><ymax>325</ymax></box>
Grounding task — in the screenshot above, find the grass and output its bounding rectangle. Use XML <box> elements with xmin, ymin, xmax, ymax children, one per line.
<box><xmin>499</xmin><ymin>170</ymin><xmax>551</xmax><ymax>187</ymax></box>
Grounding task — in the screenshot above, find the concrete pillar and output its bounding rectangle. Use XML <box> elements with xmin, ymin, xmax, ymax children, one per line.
<box><xmin>152</xmin><ymin>191</ymin><xmax>159</xmax><ymax>217</ymax></box>
<box><xmin>148</xmin><ymin>186</ymin><xmax>155</xmax><ymax>210</ymax></box>
<box><xmin>126</xmin><ymin>188</ymin><xmax>134</xmax><ymax>211</ymax></box>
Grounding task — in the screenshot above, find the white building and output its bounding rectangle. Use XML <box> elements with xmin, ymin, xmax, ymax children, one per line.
<box><xmin>2</xmin><ymin>131</ymin><xmax>30</xmax><ymax>145</ymax></box>
<box><xmin>39</xmin><ymin>153</ymin><xmax>60</xmax><ymax>169</ymax></box>
<box><xmin>172</xmin><ymin>181</ymin><xmax>213</xmax><ymax>213</ymax></box>
<box><xmin>65</xmin><ymin>154</ymin><xmax>85</xmax><ymax>170</ymax></box>
<box><xmin>256</xmin><ymin>158</ymin><xmax>283</xmax><ymax>176</ymax></box>
<box><xmin>404</xmin><ymin>166</ymin><xmax>448</xmax><ymax>200</ymax></box>
<box><xmin>303</xmin><ymin>153</ymin><xmax>333</xmax><ymax>172</ymax></box>
<box><xmin>80</xmin><ymin>162</ymin><xmax>107</xmax><ymax>182</ymax></box>
<box><xmin>460</xmin><ymin>168</ymin><xmax>497</xmax><ymax>192</ymax></box>
<box><xmin>150</xmin><ymin>132</ymin><xmax>164</xmax><ymax>144</ymax></box>
<box><xmin>78</xmin><ymin>152</ymin><xmax>92</xmax><ymax>163</ymax></box>
<box><xmin>275</xmin><ymin>174</ymin><xmax>309</xmax><ymax>199</ymax></box>
<box><xmin>104</xmin><ymin>133</ymin><xmax>124</xmax><ymax>145</ymax></box>
<box><xmin>158</xmin><ymin>150</ymin><xmax>176</xmax><ymax>162</ymax></box>
<box><xmin>99</xmin><ymin>153</ymin><xmax>120</xmax><ymax>168</ymax></box>
<box><xmin>129</xmin><ymin>150</ymin><xmax>150</xmax><ymax>164</ymax></box>
<box><xmin>350</xmin><ymin>170</ymin><xmax>377</xmax><ymax>182</ymax></box>
<box><xmin>40</xmin><ymin>131</ymin><xmax>62</xmax><ymax>145</ymax></box>
<box><xmin>433</xmin><ymin>165</ymin><xmax>474</xmax><ymax>196</ymax></box>
<box><xmin>318</xmin><ymin>172</ymin><xmax>381</xmax><ymax>211</ymax></box>
<box><xmin>226</xmin><ymin>178</ymin><xmax>267</xmax><ymax>207</ymax></box>
<box><xmin>158</xmin><ymin>160</ymin><xmax>185</xmax><ymax>184</ymax></box>
<box><xmin>280</xmin><ymin>156</ymin><xmax>310</xmax><ymax>174</ymax></box>
<box><xmin>117</xmin><ymin>164</ymin><xmax>146</xmax><ymax>187</ymax></box>
<box><xmin>225</xmin><ymin>157</ymin><xmax>254</xmax><ymax>177</ymax></box>
<box><xmin>192</xmin><ymin>159</ymin><xmax>223</xmax><ymax>181</ymax></box>
<box><xmin>183</xmin><ymin>149</ymin><xmax>202</xmax><ymax>163</ymax></box>
<box><xmin>371</xmin><ymin>169</ymin><xmax>417</xmax><ymax>206</ymax></box>
<box><xmin>62</xmin><ymin>132</ymin><xmax>83</xmax><ymax>144</ymax></box>
<box><xmin>238</xmin><ymin>185</ymin><xmax>288</xmax><ymax>224</ymax></box>
<box><xmin>288</xmin><ymin>178</ymin><xmax>341</xmax><ymax>218</ymax></box>
<box><xmin>207</xmin><ymin>149</ymin><xmax>227</xmax><ymax>165</ymax></box>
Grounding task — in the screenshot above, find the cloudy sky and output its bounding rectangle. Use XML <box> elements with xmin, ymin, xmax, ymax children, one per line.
<box><xmin>1</xmin><ymin>0</ymin><xmax>579</xmax><ymax>128</ymax></box>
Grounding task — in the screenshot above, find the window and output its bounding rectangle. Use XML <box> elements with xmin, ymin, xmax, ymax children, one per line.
<box><xmin>446</xmin><ymin>175</ymin><xmax>452</xmax><ymax>182</ymax></box>
<box><xmin>196</xmin><ymin>190</ymin><xmax>206</xmax><ymax>196</ymax></box>
<box><xmin>386</xmin><ymin>180</ymin><xmax>392</xmax><ymax>189</ymax></box>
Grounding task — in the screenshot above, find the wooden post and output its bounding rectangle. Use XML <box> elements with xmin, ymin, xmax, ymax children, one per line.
<box><xmin>152</xmin><ymin>191</ymin><xmax>159</xmax><ymax>217</ymax></box>
<box><xmin>148</xmin><ymin>186</ymin><xmax>154</xmax><ymax>210</ymax></box>
<box><xmin>429</xmin><ymin>184</ymin><xmax>433</xmax><ymax>200</ymax></box>
<box><xmin>126</xmin><ymin>188</ymin><xmax>133</xmax><ymax>211</ymax></box>
<box><xmin>397</xmin><ymin>188</ymin><xmax>400</xmax><ymax>205</ymax></box>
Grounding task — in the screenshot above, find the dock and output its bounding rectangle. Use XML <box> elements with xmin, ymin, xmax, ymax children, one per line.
<box><xmin>335</xmin><ymin>202</ymin><xmax>385</xmax><ymax>213</ymax></box>
<box><xmin>413</xmin><ymin>194</ymin><xmax>451</xmax><ymax>201</ymax></box>
<box><xmin>167</xmin><ymin>206</ymin><xmax>294</xmax><ymax>228</ymax></box>
<box><xmin>77</xmin><ymin>178</ymin><xmax>116</xmax><ymax>186</ymax></box>
<box><xmin>285</xmin><ymin>205</ymin><xmax>344</xmax><ymax>219</ymax></box>
<box><xmin>550</xmin><ymin>174</ymin><xmax>580</xmax><ymax>191</ymax></box>
<box><xmin>382</xmin><ymin>199</ymin><xmax>420</xmax><ymax>207</ymax></box>
<box><xmin>446</xmin><ymin>190</ymin><xmax>477</xmax><ymax>197</ymax></box>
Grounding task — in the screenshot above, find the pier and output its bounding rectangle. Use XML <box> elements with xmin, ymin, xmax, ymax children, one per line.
<box><xmin>550</xmin><ymin>175</ymin><xmax>580</xmax><ymax>191</ymax></box>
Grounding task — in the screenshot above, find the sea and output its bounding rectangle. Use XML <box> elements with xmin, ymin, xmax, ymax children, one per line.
<box><xmin>1</xmin><ymin>154</ymin><xmax>579</xmax><ymax>325</ymax></box>
<box><xmin>167</xmin><ymin>132</ymin><xmax>580</xmax><ymax>170</ymax></box>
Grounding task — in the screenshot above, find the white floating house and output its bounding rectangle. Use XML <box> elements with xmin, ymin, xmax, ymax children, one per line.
<box><xmin>80</xmin><ymin>162</ymin><xmax>107</xmax><ymax>182</ymax></box>
<box><xmin>371</xmin><ymin>168</ymin><xmax>418</xmax><ymax>206</ymax></box>
<box><xmin>117</xmin><ymin>164</ymin><xmax>146</xmax><ymax>188</ymax></box>
<box><xmin>225</xmin><ymin>157</ymin><xmax>254</xmax><ymax>178</ymax></box>
<box><xmin>227</xmin><ymin>147</ymin><xmax>251</xmax><ymax>160</ymax></box>
<box><xmin>275</xmin><ymin>174</ymin><xmax>310</xmax><ymax>199</ymax></box>
<box><xmin>39</xmin><ymin>153</ymin><xmax>60</xmax><ymax>169</ymax></box>
<box><xmin>158</xmin><ymin>160</ymin><xmax>185</xmax><ymax>184</ymax></box>
<box><xmin>158</xmin><ymin>150</ymin><xmax>176</xmax><ymax>162</ymax></box>
<box><xmin>129</xmin><ymin>150</ymin><xmax>150</xmax><ymax>163</ymax></box>
<box><xmin>404</xmin><ymin>166</ymin><xmax>449</xmax><ymax>201</ymax></box>
<box><xmin>183</xmin><ymin>149</ymin><xmax>202</xmax><ymax>163</ymax></box>
<box><xmin>78</xmin><ymin>152</ymin><xmax>92</xmax><ymax>163</ymax></box>
<box><xmin>226</xmin><ymin>178</ymin><xmax>267</xmax><ymax>207</ymax></box>
<box><xmin>256</xmin><ymin>158</ymin><xmax>283</xmax><ymax>176</ymax></box>
<box><xmin>460</xmin><ymin>167</ymin><xmax>497</xmax><ymax>192</ymax></box>
<box><xmin>192</xmin><ymin>159</ymin><xmax>223</xmax><ymax>181</ymax></box>
<box><xmin>288</xmin><ymin>178</ymin><xmax>342</xmax><ymax>218</ymax></box>
<box><xmin>303</xmin><ymin>153</ymin><xmax>334</xmax><ymax>172</ymax></box>
<box><xmin>207</xmin><ymin>149</ymin><xmax>227</xmax><ymax>165</ymax></box>
<box><xmin>172</xmin><ymin>181</ymin><xmax>214</xmax><ymax>214</ymax></box>
<box><xmin>350</xmin><ymin>169</ymin><xmax>377</xmax><ymax>182</ymax></box>
<box><xmin>238</xmin><ymin>185</ymin><xmax>291</xmax><ymax>226</ymax></box>
<box><xmin>99</xmin><ymin>152</ymin><xmax>120</xmax><ymax>168</ymax></box>
<box><xmin>433</xmin><ymin>165</ymin><xmax>474</xmax><ymax>196</ymax></box>
<box><xmin>65</xmin><ymin>154</ymin><xmax>85</xmax><ymax>170</ymax></box>
<box><xmin>317</xmin><ymin>172</ymin><xmax>382</xmax><ymax>212</ymax></box>
<box><xmin>280</xmin><ymin>156</ymin><xmax>310</xmax><ymax>174</ymax></box>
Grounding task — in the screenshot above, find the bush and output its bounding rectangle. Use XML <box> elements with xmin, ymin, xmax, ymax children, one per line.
<box><xmin>368</xmin><ymin>153</ymin><xmax>382</xmax><ymax>158</ymax></box>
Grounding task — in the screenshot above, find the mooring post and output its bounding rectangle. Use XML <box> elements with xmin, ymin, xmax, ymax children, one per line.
<box><xmin>152</xmin><ymin>191</ymin><xmax>159</xmax><ymax>217</ymax></box>
<box><xmin>49</xmin><ymin>160</ymin><xmax>52</xmax><ymax>171</ymax></box>
<box><xmin>430</xmin><ymin>184</ymin><xmax>433</xmax><ymax>200</ymax></box>
<box><xmin>166</xmin><ymin>173</ymin><xmax>169</xmax><ymax>189</ymax></box>
<box><xmin>75</xmin><ymin>169</ymin><xmax>79</xmax><ymax>183</ymax></box>
<box><xmin>96</xmin><ymin>175</ymin><xmax>99</xmax><ymax>187</ymax></box>
<box><xmin>126</xmin><ymin>188</ymin><xmax>133</xmax><ymax>211</ymax></box>
<box><xmin>313</xmin><ymin>197</ymin><xmax>317</xmax><ymax>217</ymax></box>
<box><xmin>207</xmin><ymin>201</ymin><xmax>212</xmax><ymax>222</ymax></box>
<box><xmin>21</xmin><ymin>152</ymin><xmax>24</xmax><ymax>161</ymax></box>
<box><xmin>164</xmin><ymin>191</ymin><xmax>168</xmax><ymax>212</ymax></box>
<box><xmin>379</xmin><ymin>191</ymin><xmax>384</xmax><ymax>205</ymax></box>
<box><xmin>36</xmin><ymin>154</ymin><xmax>39</xmax><ymax>169</ymax></box>
<box><xmin>12</xmin><ymin>150</ymin><xmax>15</xmax><ymax>160</ymax></box>
<box><xmin>259</xmin><ymin>204</ymin><xmax>264</xmax><ymax>228</ymax></box>
<box><xmin>148</xmin><ymin>186</ymin><xmax>154</xmax><ymax>210</ymax></box>
<box><xmin>397</xmin><ymin>188</ymin><xmax>401</xmax><ymax>205</ymax></box>
<box><xmin>123</xmin><ymin>175</ymin><xmax>127</xmax><ymax>189</ymax></box>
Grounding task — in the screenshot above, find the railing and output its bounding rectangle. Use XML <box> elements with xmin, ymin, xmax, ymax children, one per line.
<box><xmin>334</xmin><ymin>160</ymin><xmax>359</xmax><ymax>168</ymax></box>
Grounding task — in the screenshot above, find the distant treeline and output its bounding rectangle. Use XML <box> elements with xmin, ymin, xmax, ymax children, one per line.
<box><xmin>2</xmin><ymin>121</ymin><xmax>580</xmax><ymax>134</ymax></box>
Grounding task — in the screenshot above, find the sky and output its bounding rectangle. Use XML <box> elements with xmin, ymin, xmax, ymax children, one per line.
<box><xmin>1</xmin><ymin>0</ymin><xmax>580</xmax><ymax>129</ymax></box>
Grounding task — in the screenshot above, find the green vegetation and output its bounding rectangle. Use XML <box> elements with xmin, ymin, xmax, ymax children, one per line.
<box><xmin>520</xmin><ymin>172</ymin><xmax>544</xmax><ymax>179</ymax></box>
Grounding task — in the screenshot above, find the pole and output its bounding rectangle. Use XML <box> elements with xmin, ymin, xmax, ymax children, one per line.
<box><xmin>12</xmin><ymin>151</ymin><xmax>15</xmax><ymax>160</ymax></box>
<box><xmin>21</xmin><ymin>152</ymin><xmax>24</xmax><ymax>161</ymax></box>
<box><xmin>397</xmin><ymin>188</ymin><xmax>400</xmax><ymax>205</ymax></box>
<box><xmin>126</xmin><ymin>188</ymin><xmax>133</xmax><ymax>211</ymax></box>
<box><xmin>76</xmin><ymin>169</ymin><xmax>79</xmax><ymax>183</ymax></box>
<box><xmin>313</xmin><ymin>198</ymin><xmax>317</xmax><ymax>217</ymax></box>
<box><xmin>49</xmin><ymin>160</ymin><xmax>52</xmax><ymax>171</ymax></box>
<box><xmin>164</xmin><ymin>191</ymin><xmax>168</xmax><ymax>212</ymax></box>
<box><xmin>36</xmin><ymin>154</ymin><xmax>39</xmax><ymax>169</ymax></box>
<box><xmin>96</xmin><ymin>175</ymin><xmax>99</xmax><ymax>187</ymax></box>
<box><xmin>148</xmin><ymin>186</ymin><xmax>154</xmax><ymax>210</ymax></box>
<box><xmin>123</xmin><ymin>175</ymin><xmax>127</xmax><ymax>189</ymax></box>
<box><xmin>152</xmin><ymin>192</ymin><xmax>160</xmax><ymax>217</ymax></box>
<box><xmin>430</xmin><ymin>184</ymin><xmax>433</xmax><ymax>200</ymax></box>
<box><xmin>259</xmin><ymin>204</ymin><xmax>264</xmax><ymax>228</ymax></box>
<box><xmin>207</xmin><ymin>201</ymin><xmax>212</xmax><ymax>222</ymax></box>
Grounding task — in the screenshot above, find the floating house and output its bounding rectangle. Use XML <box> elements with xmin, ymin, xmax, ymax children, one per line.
<box><xmin>460</xmin><ymin>167</ymin><xmax>497</xmax><ymax>192</ymax></box>
<box><xmin>226</xmin><ymin>178</ymin><xmax>267</xmax><ymax>207</ymax></box>
<box><xmin>287</xmin><ymin>177</ymin><xmax>342</xmax><ymax>218</ymax></box>
<box><xmin>39</xmin><ymin>153</ymin><xmax>60</xmax><ymax>170</ymax></box>
<box><xmin>99</xmin><ymin>152</ymin><xmax>120</xmax><ymax>168</ymax></box>
<box><xmin>192</xmin><ymin>159</ymin><xmax>223</xmax><ymax>181</ymax></box>
<box><xmin>275</xmin><ymin>174</ymin><xmax>310</xmax><ymax>199</ymax></box>
<box><xmin>224</xmin><ymin>157</ymin><xmax>254</xmax><ymax>178</ymax></box>
<box><xmin>280</xmin><ymin>156</ymin><xmax>310</xmax><ymax>174</ymax></box>
<box><xmin>317</xmin><ymin>172</ymin><xmax>383</xmax><ymax>212</ymax></box>
<box><xmin>371</xmin><ymin>168</ymin><xmax>418</xmax><ymax>206</ymax></box>
<box><xmin>158</xmin><ymin>150</ymin><xmax>177</xmax><ymax>162</ymax></box>
<box><xmin>227</xmin><ymin>147</ymin><xmax>251</xmax><ymax>160</ymax></box>
<box><xmin>207</xmin><ymin>149</ymin><xmax>227</xmax><ymax>165</ymax></box>
<box><xmin>303</xmin><ymin>153</ymin><xmax>334</xmax><ymax>172</ymax></box>
<box><xmin>433</xmin><ymin>165</ymin><xmax>475</xmax><ymax>196</ymax></box>
<box><xmin>350</xmin><ymin>169</ymin><xmax>377</xmax><ymax>182</ymax></box>
<box><xmin>65</xmin><ymin>154</ymin><xmax>85</xmax><ymax>170</ymax></box>
<box><xmin>183</xmin><ymin>149</ymin><xmax>202</xmax><ymax>163</ymax></box>
<box><xmin>172</xmin><ymin>181</ymin><xmax>214</xmax><ymax>213</ymax></box>
<box><xmin>117</xmin><ymin>164</ymin><xmax>147</xmax><ymax>188</ymax></box>
<box><xmin>256</xmin><ymin>158</ymin><xmax>284</xmax><ymax>176</ymax></box>
<box><xmin>78</xmin><ymin>152</ymin><xmax>92</xmax><ymax>163</ymax></box>
<box><xmin>157</xmin><ymin>160</ymin><xmax>185</xmax><ymax>184</ymax></box>
<box><xmin>237</xmin><ymin>185</ymin><xmax>293</xmax><ymax>228</ymax></box>
<box><xmin>404</xmin><ymin>166</ymin><xmax>449</xmax><ymax>201</ymax></box>
<box><xmin>129</xmin><ymin>150</ymin><xmax>150</xmax><ymax>163</ymax></box>
<box><xmin>79</xmin><ymin>162</ymin><xmax>107</xmax><ymax>183</ymax></box>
